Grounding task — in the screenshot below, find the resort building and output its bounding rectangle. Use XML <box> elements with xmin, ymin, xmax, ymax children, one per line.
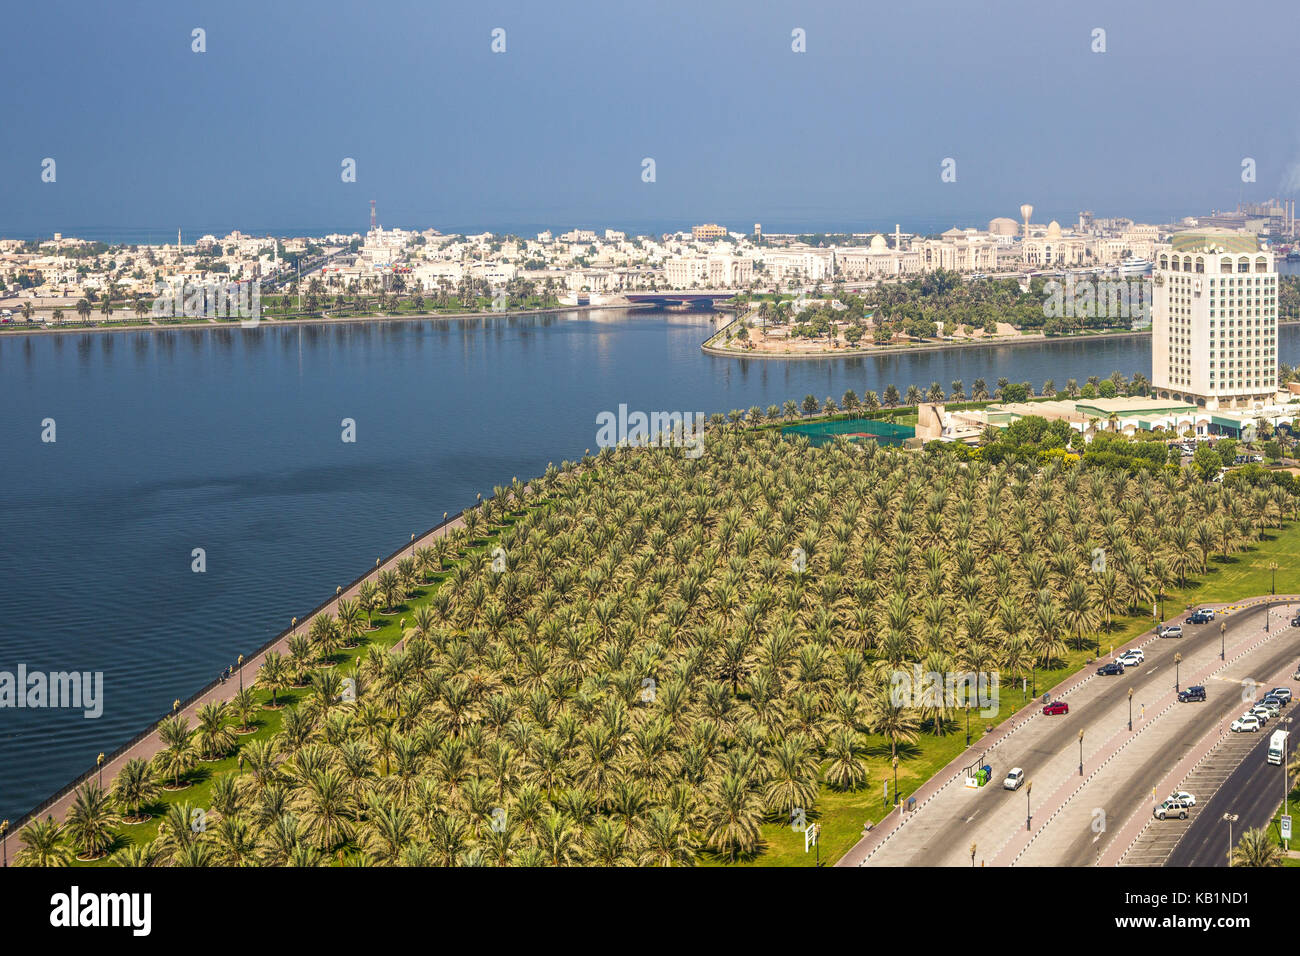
<box><xmin>913</xmin><ymin>229</ymin><xmax>998</xmax><ymax>273</ymax></box>
<box><xmin>939</xmin><ymin>393</ymin><xmax>1293</xmax><ymax>446</ymax></box>
<box><xmin>691</xmin><ymin>223</ymin><xmax>729</xmax><ymax>241</ymax></box>
<box><xmin>1020</xmin><ymin>220</ymin><xmax>1091</xmax><ymax>267</ymax></box>
<box><xmin>664</xmin><ymin>254</ymin><xmax>753</xmax><ymax>288</ymax></box>
<box><xmin>761</xmin><ymin>247</ymin><xmax>836</xmax><ymax>284</ymax></box>
<box><xmin>1150</xmin><ymin>229</ymin><xmax>1278</xmax><ymax>409</ymax></box>
<box><xmin>836</xmin><ymin>234</ymin><xmax>922</xmax><ymax>279</ymax></box>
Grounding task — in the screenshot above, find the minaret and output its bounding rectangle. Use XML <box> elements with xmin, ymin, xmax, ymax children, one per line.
<box><xmin>894</xmin><ymin>223</ymin><xmax>901</xmax><ymax>250</ymax></box>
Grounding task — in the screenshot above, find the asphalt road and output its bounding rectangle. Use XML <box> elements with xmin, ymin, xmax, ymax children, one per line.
<box><xmin>867</xmin><ymin>601</ymin><xmax>1296</xmax><ymax>866</ymax></box>
<box><xmin>1051</xmin><ymin>611</ymin><xmax>1300</xmax><ymax>865</ymax></box>
<box><xmin>1167</xmin><ymin>709</ymin><xmax>1300</xmax><ymax>866</ymax></box>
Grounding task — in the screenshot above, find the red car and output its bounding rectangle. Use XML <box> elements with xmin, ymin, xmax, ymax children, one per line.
<box><xmin>1042</xmin><ymin>701</ymin><xmax>1069</xmax><ymax>716</ymax></box>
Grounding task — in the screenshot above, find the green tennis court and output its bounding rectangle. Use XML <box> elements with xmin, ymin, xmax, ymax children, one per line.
<box><xmin>782</xmin><ymin>418</ymin><xmax>915</xmax><ymax>447</ymax></box>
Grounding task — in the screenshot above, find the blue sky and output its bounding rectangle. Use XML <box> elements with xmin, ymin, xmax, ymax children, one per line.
<box><xmin>3</xmin><ymin>0</ymin><xmax>1298</xmax><ymax>237</ymax></box>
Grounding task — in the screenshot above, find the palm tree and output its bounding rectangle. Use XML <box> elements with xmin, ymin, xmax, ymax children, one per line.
<box><xmin>154</xmin><ymin>715</ymin><xmax>196</xmax><ymax>788</ymax></box>
<box><xmin>1230</xmin><ymin>827</ymin><xmax>1282</xmax><ymax>867</ymax></box>
<box><xmin>299</xmin><ymin>767</ymin><xmax>355</xmax><ymax>852</ymax></box>
<box><xmin>701</xmin><ymin>774</ymin><xmax>764</xmax><ymax>863</ymax></box>
<box><xmin>195</xmin><ymin>701</ymin><xmax>235</xmax><ymax>759</ymax></box>
<box><xmin>258</xmin><ymin>651</ymin><xmax>290</xmax><ymax>707</ymax></box>
<box><xmin>636</xmin><ymin>807</ymin><xmax>696</xmax><ymax>866</ymax></box>
<box><xmin>64</xmin><ymin>781</ymin><xmax>119</xmax><ymax>860</ymax></box>
<box><xmin>824</xmin><ymin>728</ymin><xmax>868</xmax><ymax>790</ymax></box>
<box><xmin>230</xmin><ymin>687</ymin><xmax>258</xmax><ymax>732</ymax></box>
<box><xmin>111</xmin><ymin>758</ymin><xmax>159</xmax><ymax>822</ymax></box>
<box><xmin>15</xmin><ymin>817</ymin><xmax>72</xmax><ymax>866</ymax></box>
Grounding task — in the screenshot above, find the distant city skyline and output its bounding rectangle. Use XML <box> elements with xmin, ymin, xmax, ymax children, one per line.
<box><xmin>5</xmin><ymin>0</ymin><xmax>1300</xmax><ymax>237</ymax></box>
<box><xmin>0</xmin><ymin>207</ymin><xmax>1225</xmax><ymax>246</ymax></box>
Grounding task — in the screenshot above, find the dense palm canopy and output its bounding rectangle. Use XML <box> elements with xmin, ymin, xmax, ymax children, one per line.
<box><xmin>21</xmin><ymin>419</ymin><xmax>1282</xmax><ymax>866</ymax></box>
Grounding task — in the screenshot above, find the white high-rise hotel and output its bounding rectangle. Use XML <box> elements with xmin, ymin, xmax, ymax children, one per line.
<box><xmin>1150</xmin><ymin>228</ymin><xmax>1277</xmax><ymax>409</ymax></box>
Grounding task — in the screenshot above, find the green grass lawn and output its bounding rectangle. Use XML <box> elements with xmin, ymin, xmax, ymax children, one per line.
<box><xmin>726</xmin><ymin>517</ymin><xmax>1300</xmax><ymax>866</ymax></box>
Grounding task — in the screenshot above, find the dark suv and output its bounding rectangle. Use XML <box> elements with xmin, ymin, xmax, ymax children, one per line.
<box><xmin>1186</xmin><ymin>610</ymin><xmax>1211</xmax><ymax>624</ymax></box>
<box><xmin>1178</xmin><ymin>685</ymin><xmax>1207</xmax><ymax>702</ymax></box>
<box><xmin>1097</xmin><ymin>661</ymin><xmax>1125</xmax><ymax>676</ymax></box>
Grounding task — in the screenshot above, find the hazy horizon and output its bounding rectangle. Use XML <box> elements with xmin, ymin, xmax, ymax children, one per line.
<box><xmin>5</xmin><ymin>0</ymin><xmax>1298</xmax><ymax>237</ymax></box>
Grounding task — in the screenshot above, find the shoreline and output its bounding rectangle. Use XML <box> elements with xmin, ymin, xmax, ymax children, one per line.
<box><xmin>8</xmin><ymin>495</ymin><xmax>486</xmax><ymax>835</ymax></box>
<box><xmin>703</xmin><ymin>316</ymin><xmax>1300</xmax><ymax>361</ymax></box>
<box><xmin>0</xmin><ymin>301</ymin><xmax>652</xmax><ymax>338</ymax></box>
<box><xmin>702</xmin><ymin>317</ymin><xmax>1154</xmax><ymax>360</ymax></box>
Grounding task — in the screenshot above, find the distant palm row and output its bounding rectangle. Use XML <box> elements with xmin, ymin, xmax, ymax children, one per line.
<box><xmin>14</xmin><ymin>424</ymin><xmax>1285</xmax><ymax>866</ymax></box>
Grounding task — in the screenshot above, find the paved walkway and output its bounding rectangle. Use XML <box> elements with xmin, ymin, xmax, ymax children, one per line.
<box><xmin>4</xmin><ymin>507</ymin><xmax>474</xmax><ymax>853</ymax></box>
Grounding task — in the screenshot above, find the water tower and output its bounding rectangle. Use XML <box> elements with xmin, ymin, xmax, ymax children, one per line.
<box><xmin>1019</xmin><ymin>204</ymin><xmax>1034</xmax><ymax>241</ymax></box>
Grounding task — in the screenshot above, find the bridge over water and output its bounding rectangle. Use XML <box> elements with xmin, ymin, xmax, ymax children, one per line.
<box><xmin>624</xmin><ymin>291</ymin><xmax>738</xmax><ymax>308</ymax></box>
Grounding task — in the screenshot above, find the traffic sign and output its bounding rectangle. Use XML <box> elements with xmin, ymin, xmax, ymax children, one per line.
<box><xmin>1282</xmin><ymin>816</ymin><xmax>1292</xmax><ymax>841</ymax></box>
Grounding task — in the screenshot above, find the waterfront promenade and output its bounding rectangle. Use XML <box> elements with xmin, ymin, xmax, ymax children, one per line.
<box><xmin>4</xmin><ymin>505</ymin><xmax>476</xmax><ymax>850</ymax></box>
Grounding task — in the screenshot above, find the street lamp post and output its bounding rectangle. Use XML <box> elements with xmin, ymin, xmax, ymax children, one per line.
<box><xmin>970</xmin><ymin>842</ymin><xmax>977</xmax><ymax>867</ymax></box>
<box><xmin>1128</xmin><ymin>687</ymin><xmax>1133</xmax><ymax>731</ymax></box>
<box><xmin>1</xmin><ymin>819</ymin><xmax>7</xmax><ymax>867</ymax></box>
<box><xmin>238</xmin><ymin>654</ymin><xmax>244</xmax><ymax>692</ymax></box>
<box><xmin>1271</xmin><ymin>561</ymin><xmax>1278</xmax><ymax>596</ymax></box>
<box><xmin>1026</xmin><ymin>781</ymin><xmax>1033</xmax><ymax>831</ymax></box>
<box><xmin>892</xmin><ymin>756</ymin><xmax>899</xmax><ymax>807</ymax></box>
<box><xmin>1174</xmin><ymin>653</ymin><xmax>1182</xmax><ymax>693</ymax></box>
<box><xmin>1221</xmin><ymin>621</ymin><xmax>1226</xmax><ymax>661</ymax></box>
<box><xmin>1223</xmin><ymin>812</ymin><xmax>1239</xmax><ymax>863</ymax></box>
<box><xmin>96</xmin><ymin>752</ymin><xmax>104</xmax><ymax>787</ymax></box>
<box><xmin>965</xmin><ymin>703</ymin><xmax>971</xmax><ymax>747</ymax></box>
<box><xmin>1078</xmin><ymin>730</ymin><xmax>1085</xmax><ymax>777</ymax></box>
<box><xmin>411</xmin><ymin>532</ymin><xmax>416</xmax><ymax>557</ymax></box>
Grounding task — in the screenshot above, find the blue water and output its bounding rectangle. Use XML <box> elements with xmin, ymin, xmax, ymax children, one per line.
<box><xmin>1</xmin><ymin>309</ymin><xmax>1297</xmax><ymax>821</ymax></box>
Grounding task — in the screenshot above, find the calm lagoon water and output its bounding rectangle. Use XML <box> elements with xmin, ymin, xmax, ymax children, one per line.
<box><xmin>1</xmin><ymin>309</ymin><xmax>1297</xmax><ymax>820</ymax></box>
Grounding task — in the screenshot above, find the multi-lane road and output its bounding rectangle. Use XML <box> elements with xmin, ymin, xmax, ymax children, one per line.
<box><xmin>842</xmin><ymin>598</ymin><xmax>1300</xmax><ymax>867</ymax></box>
<box><xmin>1167</xmin><ymin>713</ymin><xmax>1300</xmax><ymax>866</ymax></box>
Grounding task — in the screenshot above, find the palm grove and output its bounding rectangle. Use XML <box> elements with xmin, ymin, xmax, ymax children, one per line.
<box><xmin>14</xmin><ymin>421</ymin><xmax>1291</xmax><ymax>866</ymax></box>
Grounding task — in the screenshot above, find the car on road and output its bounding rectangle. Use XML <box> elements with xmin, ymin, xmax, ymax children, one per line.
<box><xmin>1043</xmin><ymin>701</ymin><xmax>1069</xmax><ymax>716</ymax></box>
<box><xmin>1096</xmin><ymin>661</ymin><xmax>1125</xmax><ymax>676</ymax></box>
<box><xmin>1166</xmin><ymin>791</ymin><xmax>1196</xmax><ymax>806</ymax></box>
<box><xmin>1269</xmin><ymin>687</ymin><xmax>1293</xmax><ymax>705</ymax></box>
<box><xmin>1291</xmin><ymin>615</ymin><xmax>1300</xmax><ymax>628</ymax></box>
<box><xmin>1003</xmin><ymin>767</ymin><xmax>1026</xmax><ymax>791</ymax></box>
<box><xmin>1154</xmin><ymin>799</ymin><xmax>1191</xmax><ymax>820</ymax></box>
<box><xmin>1249</xmin><ymin>705</ymin><xmax>1274</xmax><ymax>724</ymax></box>
<box><xmin>1257</xmin><ymin>697</ymin><xmax>1282</xmax><ymax>716</ymax></box>
<box><xmin>1158</xmin><ymin>625</ymin><xmax>1184</xmax><ymax>639</ymax></box>
<box><xmin>1231</xmin><ymin>714</ymin><xmax>1263</xmax><ymax>733</ymax></box>
<box><xmin>1119</xmin><ymin>649</ymin><xmax>1144</xmax><ymax>667</ymax></box>
<box><xmin>1178</xmin><ymin>685</ymin><xmax>1207</xmax><ymax>702</ymax></box>
<box><xmin>1186</xmin><ymin>609</ymin><xmax>1214</xmax><ymax>624</ymax></box>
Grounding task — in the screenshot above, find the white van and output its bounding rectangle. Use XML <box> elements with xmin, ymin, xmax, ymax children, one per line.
<box><xmin>1268</xmin><ymin>729</ymin><xmax>1288</xmax><ymax>766</ymax></box>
